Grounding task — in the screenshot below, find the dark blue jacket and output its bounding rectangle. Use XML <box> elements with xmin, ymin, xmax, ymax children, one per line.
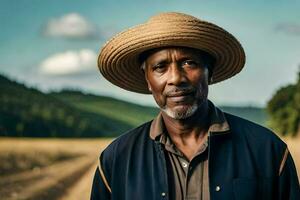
<box><xmin>91</xmin><ymin>113</ymin><xmax>300</xmax><ymax>200</ymax></box>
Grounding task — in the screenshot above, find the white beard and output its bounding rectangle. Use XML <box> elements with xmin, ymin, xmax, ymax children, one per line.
<box><xmin>157</xmin><ymin>69</ymin><xmax>209</xmax><ymax>120</ymax></box>
<box><xmin>161</xmin><ymin>102</ymin><xmax>198</xmax><ymax>120</ymax></box>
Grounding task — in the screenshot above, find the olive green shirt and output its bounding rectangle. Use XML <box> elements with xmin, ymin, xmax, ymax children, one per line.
<box><xmin>149</xmin><ymin>104</ymin><xmax>230</xmax><ymax>200</ymax></box>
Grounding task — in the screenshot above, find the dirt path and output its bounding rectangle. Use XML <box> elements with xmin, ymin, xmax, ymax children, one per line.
<box><xmin>58</xmin><ymin>163</ymin><xmax>97</xmax><ymax>200</ymax></box>
<box><xmin>0</xmin><ymin>156</ymin><xmax>96</xmax><ymax>200</ymax></box>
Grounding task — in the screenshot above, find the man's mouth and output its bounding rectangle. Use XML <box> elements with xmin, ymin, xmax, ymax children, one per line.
<box><xmin>166</xmin><ymin>91</ymin><xmax>195</xmax><ymax>102</ymax></box>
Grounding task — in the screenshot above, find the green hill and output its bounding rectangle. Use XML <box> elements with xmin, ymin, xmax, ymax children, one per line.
<box><xmin>50</xmin><ymin>90</ymin><xmax>159</xmax><ymax>127</ymax></box>
<box><xmin>220</xmin><ymin>106</ymin><xmax>267</xmax><ymax>126</ymax></box>
<box><xmin>0</xmin><ymin>75</ymin><xmax>133</xmax><ymax>137</ymax></box>
<box><xmin>52</xmin><ymin>90</ymin><xmax>266</xmax><ymax>126</ymax></box>
<box><xmin>0</xmin><ymin>74</ymin><xmax>267</xmax><ymax>137</ymax></box>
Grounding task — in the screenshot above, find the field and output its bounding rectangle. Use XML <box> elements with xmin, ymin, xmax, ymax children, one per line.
<box><xmin>0</xmin><ymin>137</ymin><xmax>299</xmax><ymax>200</ymax></box>
<box><xmin>0</xmin><ymin>138</ymin><xmax>112</xmax><ymax>200</ymax></box>
<box><xmin>281</xmin><ymin>137</ymin><xmax>300</xmax><ymax>178</ymax></box>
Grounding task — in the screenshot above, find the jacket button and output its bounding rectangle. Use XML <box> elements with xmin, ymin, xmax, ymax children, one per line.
<box><xmin>161</xmin><ymin>192</ymin><xmax>166</xmax><ymax>197</ymax></box>
<box><xmin>215</xmin><ymin>186</ymin><xmax>221</xmax><ymax>192</ymax></box>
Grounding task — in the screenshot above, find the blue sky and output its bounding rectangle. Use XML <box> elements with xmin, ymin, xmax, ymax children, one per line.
<box><xmin>1</xmin><ymin>0</ymin><xmax>300</xmax><ymax>107</ymax></box>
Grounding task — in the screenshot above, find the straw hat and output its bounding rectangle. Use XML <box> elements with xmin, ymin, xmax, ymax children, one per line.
<box><xmin>98</xmin><ymin>12</ymin><xmax>245</xmax><ymax>94</ymax></box>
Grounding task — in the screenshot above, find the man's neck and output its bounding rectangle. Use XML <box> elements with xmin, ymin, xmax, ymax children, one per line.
<box><xmin>161</xmin><ymin>100</ymin><xmax>210</xmax><ymax>160</ymax></box>
<box><xmin>162</xmin><ymin>100</ymin><xmax>209</xmax><ymax>136</ymax></box>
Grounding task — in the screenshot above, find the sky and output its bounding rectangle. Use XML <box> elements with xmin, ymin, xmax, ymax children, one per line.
<box><xmin>1</xmin><ymin>0</ymin><xmax>300</xmax><ymax>107</ymax></box>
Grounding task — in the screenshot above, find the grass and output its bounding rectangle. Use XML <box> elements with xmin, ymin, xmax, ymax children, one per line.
<box><xmin>0</xmin><ymin>138</ymin><xmax>112</xmax><ymax>175</ymax></box>
<box><xmin>0</xmin><ymin>149</ymin><xmax>80</xmax><ymax>175</ymax></box>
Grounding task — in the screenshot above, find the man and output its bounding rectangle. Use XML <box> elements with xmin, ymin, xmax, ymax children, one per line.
<box><xmin>91</xmin><ymin>12</ymin><xmax>300</xmax><ymax>200</ymax></box>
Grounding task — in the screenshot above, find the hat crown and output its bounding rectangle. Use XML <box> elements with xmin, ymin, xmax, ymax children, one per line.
<box><xmin>147</xmin><ymin>12</ymin><xmax>200</xmax><ymax>24</ymax></box>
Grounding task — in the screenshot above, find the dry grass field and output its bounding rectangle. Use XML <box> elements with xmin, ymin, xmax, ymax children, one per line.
<box><xmin>0</xmin><ymin>138</ymin><xmax>112</xmax><ymax>200</ymax></box>
<box><xmin>281</xmin><ymin>137</ymin><xmax>300</xmax><ymax>178</ymax></box>
<box><xmin>0</xmin><ymin>137</ymin><xmax>299</xmax><ymax>200</ymax></box>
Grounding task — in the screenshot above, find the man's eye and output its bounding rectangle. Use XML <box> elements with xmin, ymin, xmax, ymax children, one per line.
<box><xmin>182</xmin><ymin>60</ymin><xmax>198</xmax><ymax>67</ymax></box>
<box><xmin>152</xmin><ymin>63</ymin><xmax>166</xmax><ymax>72</ymax></box>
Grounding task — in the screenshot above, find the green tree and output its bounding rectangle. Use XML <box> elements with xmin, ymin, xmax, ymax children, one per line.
<box><xmin>267</xmin><ymin>67</ymin><xmax>300</xmax><ymax>136</ymax></box>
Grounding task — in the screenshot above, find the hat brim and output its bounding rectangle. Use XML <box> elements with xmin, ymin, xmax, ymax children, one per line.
<box><xmin>98</xmin><ymin>13</ymin><xmax>245</xmax><ymax>94</ymax></box>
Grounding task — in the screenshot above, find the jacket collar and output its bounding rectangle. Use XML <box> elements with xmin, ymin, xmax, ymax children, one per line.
<box><xmin>150</xmin><ymin>100</ymin><xmax>230</xmax><ymax>140</ymax></box>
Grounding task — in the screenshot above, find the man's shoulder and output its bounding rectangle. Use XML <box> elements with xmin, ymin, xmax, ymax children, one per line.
<box><xmin>224</xmin><ymin>112</ymin><xmax>286</xmax><ymax>148</ymax></box>
<box><xmin>101</xmin><ymin>120</ymin><xmax>153</xmax><ymax>158</ymax></box>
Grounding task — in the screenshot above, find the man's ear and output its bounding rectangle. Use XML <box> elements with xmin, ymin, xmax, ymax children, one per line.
<box><xmin>144</xmin><ymin>72</ymin><xmax>152</xmax><ymax>92</ymax></box>
<box><xmin>145</xmin><ymin>77</ymin><xmax>152</xmax><ymax>92</ymax></box>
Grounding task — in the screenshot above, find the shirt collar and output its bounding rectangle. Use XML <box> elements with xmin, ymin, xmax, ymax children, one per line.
<box><xmin>149</xmin><ymin>100</ymin><xmax>230</xmax><ymax>140</ymax></box>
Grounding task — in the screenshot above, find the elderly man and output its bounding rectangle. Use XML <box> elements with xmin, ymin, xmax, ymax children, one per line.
<box><xmin>91</xmin><ymin>12</ymin><xmax>300</xmax><ymax>200</ymax></box>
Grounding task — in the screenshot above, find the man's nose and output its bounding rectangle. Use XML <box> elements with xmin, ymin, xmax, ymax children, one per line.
<box><xmin>167</xmin><ymin>63</ymin><xmax>187</xmax><ymax>85</ymax></box>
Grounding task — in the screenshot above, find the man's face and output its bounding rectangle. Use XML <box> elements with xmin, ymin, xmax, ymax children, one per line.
<box><xmin>144</xmin><ymin>47</ymin><xmax>209</xmax><ymax>119</ymax></box>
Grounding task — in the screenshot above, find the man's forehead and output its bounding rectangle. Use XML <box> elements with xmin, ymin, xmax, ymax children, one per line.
<box><xmin>141</xmin><ymin>46</ymin><xmax>206</xmax><ymax>63</ymax></box>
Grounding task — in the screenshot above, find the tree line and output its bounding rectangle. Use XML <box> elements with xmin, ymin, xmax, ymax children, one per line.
<box><xmin>267</xmin><ymin>68</ymin><xmax>300</xmax><ymax>137</ymax></box>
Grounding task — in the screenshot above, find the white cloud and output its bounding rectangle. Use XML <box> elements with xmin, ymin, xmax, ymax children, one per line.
<box><xmin>43</xmin><ymin>13</ymin><xmax>98</xmax><ymax>39</ymax></box>
<box><xmin>39</xmin><ymin>49</ymin><xmax>97</xmax><ymax>75</ymax></box>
